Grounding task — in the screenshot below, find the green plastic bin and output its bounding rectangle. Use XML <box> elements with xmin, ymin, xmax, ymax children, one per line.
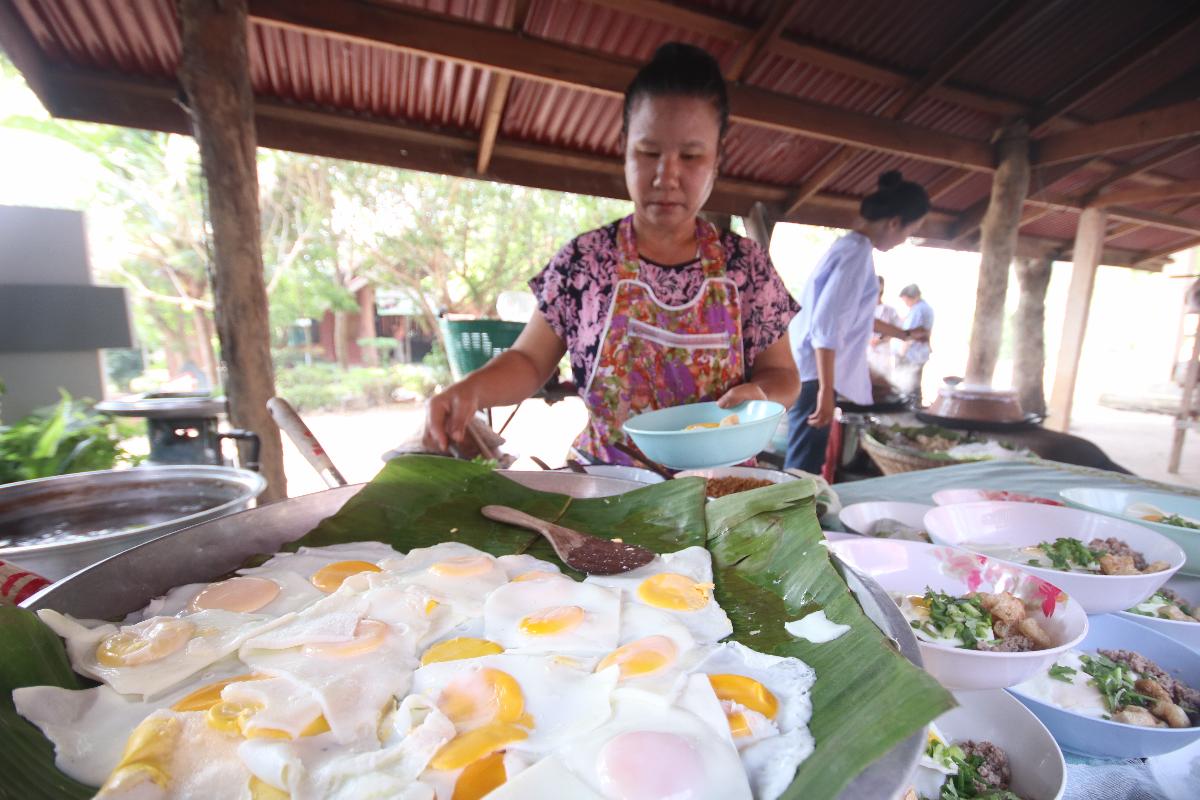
<box><xmin>439</xmin><ymin>319</ymin><xmax>525</xmax><ymax>380</ymax></box>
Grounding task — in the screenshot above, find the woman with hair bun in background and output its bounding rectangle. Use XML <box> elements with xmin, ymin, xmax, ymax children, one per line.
<box><xmin>785</xmin><ymin>171</ymin><xmax>930</xmax><ymax>474</ymax></box>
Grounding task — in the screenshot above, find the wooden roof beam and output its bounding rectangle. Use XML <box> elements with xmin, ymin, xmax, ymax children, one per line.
<box><xmin>1135</xmin><ymin>235</ymin><xmax>1200</xmax><ymax>267</ymax></box>
<box><xmin>781</xmin><ymin>0</ymin><xmax>1045</xmax><ymax>218</ymax></box>
<box><xmin>248</xmin><ymin>0</ymin><xmax>994</xmax><ymax>170</ymax></box>
<box><xmin>725</xmin><ymin>0</ymin><xmax>804</xmax><ymax>82</ymax></box>
<box><xmin>475</xmin><ymin>0</ymin><xmax>531</xmax><ymax>175</ymax></box>
<box><xmin>1027</xmin><ymin>6</ymin><xmax>1200</xmax><ymax>135</ymax></box>
<box><xmin>1088</xmin><ymin>178</ymin><xmax>1200</xmax><ymax>209</ymax></box>
<box><xmin>1034</xmin><ymin>100</ymin><xmax>1200</xmax><ymax>165</ymax></box>
<box><xmin>1079</xmin><ymin>139</ymin><xmax>1200</xmax><ymax>200</ymax></box>
<box><xmin>0</xmin><ymin>0</ymin><xmax>63</xmax><ymax>113</ymax></box>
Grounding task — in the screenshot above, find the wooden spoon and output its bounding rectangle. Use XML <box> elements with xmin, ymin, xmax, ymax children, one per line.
<box><xmin>611</xmin><ymin>441</ymin><xmax>674</xmax><ymax>480</ymax></box>
<box><xmin>480</xmin><ymin>505</ymin><xmax>655</xmax><ymax>575</ymax></box>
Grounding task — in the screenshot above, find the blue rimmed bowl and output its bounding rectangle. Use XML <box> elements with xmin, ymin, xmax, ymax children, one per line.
<box><xmin>1007</xmin><ymin>613</ymin><xmax>1200</xmax><ymax>759</ymax></box>
<box><xmin>1061</xmin><ymin>487</ymin><xmax>1200</xmax><ymax>576</ymax></box>
<box><xmin>622</xmin><ymin>400</ymin><xmax>785</xmax><ymax>470</ymax></box>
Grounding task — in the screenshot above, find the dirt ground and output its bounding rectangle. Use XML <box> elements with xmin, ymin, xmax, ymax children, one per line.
<box><xmin>280</xmin><ymin>398</ymin><xmax>1199</xmax><ymax>496</ymax></box>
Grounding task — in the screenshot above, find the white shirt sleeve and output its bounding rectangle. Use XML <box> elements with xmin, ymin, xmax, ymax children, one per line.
<box><xmin>808</xmin><ymin>253</ymin><xmax>870</xmax><ymax>351</ymax></box>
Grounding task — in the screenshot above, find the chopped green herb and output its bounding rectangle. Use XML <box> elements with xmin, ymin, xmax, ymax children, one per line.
<box><xmin>937</xmin><ymin>751</ymin><xmax>1024</xmax><ymax>799</ymax></box>
<box><xmin>1048</xmin><ymin>664</ymin><xmax>1078</xmax><ymax>683</ymax></box>
<box><xmin>1079</xmin><ymin>654</ymin><xmax>1156</xmax><ymax>712</ymax></box>
<box><xmin>920</xmin><ymin>588</ymin><xmax>994</xmax><ymax>650</ymax></box>
<box><xmin>1035</xmin><ymin>537</ymin><xmax>1104</xmax><ymax>573</ymax></box>
<box><xmin>1160</xmin><ymin>514</ymin><xmax>1200</xmax><ymax>530</ymax></box>
<box><xmin>1028</xmin><ymin>558</ymin><xmax>1041</xmax><ymax>567</ymax></box>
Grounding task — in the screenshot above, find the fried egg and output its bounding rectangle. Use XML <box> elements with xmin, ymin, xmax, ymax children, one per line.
<box><xmin>480</xmin><ymin>753</ymin><xmax>602</xmax><ymax>800</ymax></box>
<box><xmin>92</xmin><ymin>709</ymin><xmax>255</xmax><ymax>800</ymax></box>
<box><xmin>40</xmin><ymin>608</ymin><xmax>285</xmax><ymax>699</ymax></box>
<box><xmin>237</xmin><ymin>694</ymin><xmax>454</xmax><ymax>800</ymax></box>
<box><xmin>495</xmin><ymin>554</ymin><xmax>563</xmax><ymax>582</ymax></box>
<box><xmin>484</xmin><ymin>578</ymin><xmax>620</xmax><ymax>655</ymax></box>
<box><xmin>557</xmin><ymin>689</ymin><xmax>753</xmax><ymax>800</ymax></box>
<box><xmin>376</xmin><ymin>543</ymin><xmax>510</xmax><ymax>621</ymax></box>
<box><xmin>412</xmin><ymin>653</ymin><xmax>617</xmax><ymax>756</ymax></box>
<box><xmin>135</xmin><ymin>570</ymin><xmax>326</xmax><ymax>622</ymax></box>
<box><xmin>585</xmin><ymin>547</ymin><xmax>732</xmax><ymax>642</ymax></box>
<box><xmin>689</xmin><ymin>643</ymin><xmax>816</xmax><ymax>800</ymax></box>
<box><xmin>239</xmin><ymin>542</ymin><xmax>403</xmax><ymax>584</ymax></box>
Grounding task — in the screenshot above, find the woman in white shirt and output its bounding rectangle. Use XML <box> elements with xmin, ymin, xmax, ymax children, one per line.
<box><xmin>786</xmin><ymin>171</ymin><xmax>930</xmax><ymax>472</ymax></box>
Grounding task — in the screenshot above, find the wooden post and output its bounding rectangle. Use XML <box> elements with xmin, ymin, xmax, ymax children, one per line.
<box><xmin>1169</xmin><ymin>311</ymin><xmax>1200</xmax><ymax>473</ymax></box>
<box><xmin>178</xmin><ymin>0</ymin><xmax>286</xmax><ymax>501</ymax></box>
<box><xmin>743</xmin><ymin>201</ymin><xmax>776</xmax><ymax>252</ymax></box>
<box><xmin>965</xmin><ymin>122</ymin><xmax>1030</xmax><ymax>385</ymax></box>
<box><xmin>1012</xmin><ymin>255</ymin><xmax>1053</xmax><ymax>416</ymax></box>
<box><xmin>1046</xmin><ymin>207</ymin><xmax>1107</xmax><ymax>432</ymax></box>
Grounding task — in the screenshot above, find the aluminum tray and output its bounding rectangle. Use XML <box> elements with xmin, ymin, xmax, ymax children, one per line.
<box><xmin>24</xmin><ymin>471</ymin><xmax>923</xmax><ymax>799</ymax></box>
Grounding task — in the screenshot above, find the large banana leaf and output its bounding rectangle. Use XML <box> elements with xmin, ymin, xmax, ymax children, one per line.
<box><xmin>0</xmin><ymin>456</ymin><xmax>950</xmax><ymax>798</ymax></box>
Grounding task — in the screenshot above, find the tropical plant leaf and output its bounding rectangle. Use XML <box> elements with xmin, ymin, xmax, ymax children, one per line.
<box><xmin>706</xmin><ymin>482</ymin><xmax>954</xmax><ymax>799</ymax></box>
<box><xmin>0</xmin><ymin>456</ymin><xmax>949</xmax><ymax>798</ymax></box>
<box><xmin>0</xmin><ymin>607</ymin><xmax>93</xmax><ymax>799</ymax></box>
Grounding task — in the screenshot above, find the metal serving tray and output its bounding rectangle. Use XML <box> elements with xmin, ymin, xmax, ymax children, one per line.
<box><xmin>24</xmin><ymin>471</ymin><xmax>923</xmax><ymax>800</ymax></box>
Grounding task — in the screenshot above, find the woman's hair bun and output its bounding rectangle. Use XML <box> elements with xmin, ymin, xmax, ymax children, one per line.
<box><xmin>878</xmin><ymin>170</ymin><xmax>904</xmax><ymax>190</ymax></box>
<box><xmin>859</xmin><ymin>170</ymin><xmax>929</xmax><ymax>225</ymax></box>
<box><xmin>623</xmin><ymin>42</ymin><xmax>729</xmax><ymax>138</ymax></box>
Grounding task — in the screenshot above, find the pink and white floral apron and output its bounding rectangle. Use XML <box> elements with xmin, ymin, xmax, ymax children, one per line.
<box><xmin>574</xmin><ymin>215</ymin><xmax>745</xmax><ymax>465</ymax></box>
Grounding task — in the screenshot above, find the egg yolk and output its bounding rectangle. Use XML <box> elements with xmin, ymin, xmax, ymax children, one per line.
<box><xmin>303</xmin><ymin>619</ymin><xmax>389</xmax><ymax>659</ymax></box>
<box><xmin>249</xmin><ymin>776</ymin><xmax>290</xmax><ymax>800</ymax></box>
<box><xmin>430</xmin><ymin>556</ymin><xmax>494</xmax><ymax>578</ymax></box>
<box><xmin>511</xmin><ymin>570</ymin><xmax>560</xmax><ymax>582</ymax></box>
<box><xmin>420</xmin><ymin>637</ymin><xmax>504</xmax><ymax>666</ymax></box>
<box><xmin>596</xmin><ymin>635</ymin><xmax>678</xmax><ymax>680</ymax></box>
<box><xmin>597</xmin><ymin>730</ymin><xmax>704</xmax><ymax>800</ymax></box>
<box><xmin>637</xmin><ymin>573</ymin><xmax>712</xmax><ymax>612</ymax></box>
<box><xmin>310</xmin><ymin>560</ymin><xmax>381</xmax><ymax>592</ymax></box>
<box><xmin>101</xmin><ymin>714</ymin><xmax>181</xmax><ymax>794</ymax></box>
<box><xmin>726</xmin><ymin>711</ymin><xmax>752</xmax><ymax>738</ymax></box>
<box><xmin>96</xmin><ymin>618</ymin><xmax>195</xmax><ymax>667</ymax></box>
<box><xmin>519</xmin><ymin>605</ymin><xmax>585</xmax><ymax>636</ymax></box>
<box><xmin>188</xmin><ymin>576</ymin><xmax>280</xmax><ymax>613</ymax></box>
<box><xmin>708</xmin><ymin>674</ymin><xmax>778</xmax><ymax>719</ymax></box>
<box><xmin>425</xmin><ymin>598</ymin><xmax>440</xmax><ymax>615</ymax></box>
<box><xmin>438</xmin><ymin>668</ymin><xmax>532</xmax><ymax>729</ymax></box>
<box><xmin>171</xmin><ymin>674</ymin><xmax>264</xmax><ymax>712</ymax></box>
<box><xmin>206</xmin><ymin>699</ymin><xmax>328</xmax><ymax>739</ymax></box>
<box><xmin>431</xmin><ymin>723</ymin><xmax>529</xmax><ymax>771</ymax></box>
<box><xmin>452</xmin><ymin>751</ymin><xmax>507</xmax><ymax>800</ymax></box>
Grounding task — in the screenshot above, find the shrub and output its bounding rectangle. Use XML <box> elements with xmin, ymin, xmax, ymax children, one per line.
<box><xmin>274</xmin><ymin>363</ymin><xmax>436</xmax><ymax>413</ymax></box>
<box><xmin>0</xmin><ymin>391</ymin><xmax>142</xmax><ymax>484</ymax></box>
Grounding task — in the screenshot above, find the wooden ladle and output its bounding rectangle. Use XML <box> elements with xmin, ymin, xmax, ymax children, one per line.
<box><xmin>480</xmin><ymin>505</ymin><xmax>655</xmax><ymax>575</ymax></box>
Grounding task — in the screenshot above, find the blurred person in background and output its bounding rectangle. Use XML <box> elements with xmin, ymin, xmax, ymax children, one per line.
<box><xmin>868</xmin><ymin>276</ymin><xmax>901</xmax><ymax>389</ymax></box>
<box><xmin>893</xmin><ymin>284</ymin><xmax>933</xmax><ymax>403</ymax></box>
<box><xmin>786</xmin><ymin>171</ymin><xmax>930</xmax><ymax>473</ymax></box>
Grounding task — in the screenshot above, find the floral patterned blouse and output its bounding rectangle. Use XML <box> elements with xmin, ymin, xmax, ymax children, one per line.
<box><xmin>529</xmin><ymin>220</ymin><xmax>800</xmax><ymax>389</ymax></box>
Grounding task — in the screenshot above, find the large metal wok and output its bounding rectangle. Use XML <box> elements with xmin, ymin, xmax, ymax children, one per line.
<box><xmin>24</xmin><ymin>471</ymin><xmax>923</xmax><ymax>800</ymax></box>
<box><xmin>0</xmin><ymin>465</ymin><xmax>266</xmax><ymax>580</ymax></box>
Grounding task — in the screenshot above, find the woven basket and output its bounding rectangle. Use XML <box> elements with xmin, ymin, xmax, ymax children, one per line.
<box><xmin>860</xmin><ymin>432</ymin><xmax>968</xmax><ymax>475</ymax></box>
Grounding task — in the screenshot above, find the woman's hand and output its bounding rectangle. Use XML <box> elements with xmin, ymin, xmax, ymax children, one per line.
<box><xmin>423</xmin><ymin>380</ymin><xmax>481</xmax><ymax>452</ymax></box>
<box><xmin>716</xmin><ymin>382</ymin><xmax>767</xmax><ymax>408</ymax></box>
<box><xmin>807</xmin><ymin>389</ymin><xmax>836</xmax><ymax>428</ymax></box>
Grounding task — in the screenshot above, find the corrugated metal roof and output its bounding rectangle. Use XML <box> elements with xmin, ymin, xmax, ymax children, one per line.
<box><xmin>4</xmin><ymin>0</ymin><xmax>1198</xmax><ymax>261</ymax></box>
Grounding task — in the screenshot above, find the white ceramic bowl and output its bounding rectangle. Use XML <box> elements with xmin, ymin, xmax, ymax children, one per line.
<box><xmin>1117</xmin><ymin>574</ymin><xmax>1200</xmax><ymax>652</ymax></box>
<box><xmin>925</xmin><ymin>690</ymin><xmax>1066</xmax><ymax>800</ymax></box>
<box><xmin>1060</xmin><ymin>486</ymin><xmax>1200</xmax><ymax>576</ymax></box>
<box><xmin>675</xmin><ymin>466</ymin><xmax>798</xmax><ymax>498</ymax></box>
<box><xmin>924</xmin><ymin>502</ymin><xmax>1186</xmax><ymax>614</ymax></box>
<box><xmin>932</xmin><ymin>489</ymin><xmax>1064</xmax><ymax>507</ymax></box>
<box><xmin>559</xmin><ymin>464</ymin><xmax>666</xmax><ymax>484</ymax></box>
<box><xmin>829</xmin><ymin>537</ymin><xmax>1088</xmax><ymax>690</ymax></box>
<box><xmin>838</xmin><ymin>501</ymin><xmax>933</xmax><ymax>536</ymax></box>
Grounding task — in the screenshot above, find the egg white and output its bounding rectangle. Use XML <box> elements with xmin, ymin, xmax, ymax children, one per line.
<box><xmin>484</xmin><ymin>578</ymin><xmax>620</xmax><ymax>655</ymax></box>
<box><xmin>559</xmin><ymin>688</ymin><xmax>753</xmax><ymax>800</ymax></box>
<box><xmin>239</xmin><ymin>542</ymin><xmax>404</xmax><ymax>581</ymax></box>
<box><xmin>135</xmin><ymin>569</ymin><xmax>326</xmax><ymax>622</ymax></box>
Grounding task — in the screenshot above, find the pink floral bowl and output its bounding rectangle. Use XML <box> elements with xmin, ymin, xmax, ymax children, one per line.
<box><xmin>828</xmin><ymin>537</ymin><xmax>1089</xmax><ymax>690</ymax></box>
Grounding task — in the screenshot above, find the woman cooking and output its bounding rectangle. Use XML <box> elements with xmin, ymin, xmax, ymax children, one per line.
<box><xmin>785</xmin><ymin>171</ymin><xmax>930</xmax><ymax>473</ymax></box>
<box><xmin>424</xmin><ymin>43</ymin><xmax>800</xmax><ymax>464</ymax></box>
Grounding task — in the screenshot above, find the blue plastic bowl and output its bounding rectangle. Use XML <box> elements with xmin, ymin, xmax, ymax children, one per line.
<box><xmin>621</xmin><ymin>400</ymin><xmax>786</xmax><ymax>470</ymax></box>
<box><xmin>1061</xmin><ymin>487</ymin><xmax>1200</xmax><ymax>576</ymax></box>
<box><xmin>1007</xmin><ymin>614</ymin><xmax>1200</xmax><ymax>759</ymax></box>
